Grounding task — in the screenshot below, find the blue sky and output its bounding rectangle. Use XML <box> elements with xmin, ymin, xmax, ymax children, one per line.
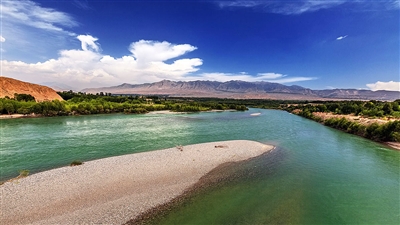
<box><xmin>1</xmin><ymin>0</ymin><xmax>399</xmax><ymax>91</ymax></box>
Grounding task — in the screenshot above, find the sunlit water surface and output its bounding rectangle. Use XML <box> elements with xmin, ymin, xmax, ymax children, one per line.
<box><xmin>1</xmin><ymin>109</ymin><xmax>399</xmax><ymax>224</ymax></box>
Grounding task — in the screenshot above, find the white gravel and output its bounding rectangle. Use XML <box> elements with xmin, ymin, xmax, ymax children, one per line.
<box><xmin>0</xmin><ymin>140</ymin><xmax>273</xmax><ymax>225</ymax></box>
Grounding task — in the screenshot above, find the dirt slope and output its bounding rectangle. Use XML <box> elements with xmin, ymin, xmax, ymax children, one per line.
<box><xmin>0</xmin><ymin>77</ymin><xmax>63</xmax><ymax>102</ymax></box>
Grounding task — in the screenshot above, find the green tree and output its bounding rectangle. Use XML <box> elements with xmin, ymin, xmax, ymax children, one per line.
<box><xmin>4</xmin><ymin>102</ymin><xmax>15</xmax><ymax>114</ymax></box>
<box><xmin>14</xmin><ymin>93</ymin><xmax>35</xmax><ymax>102</ymax></box>
<box><xmin>382</xmin><ymin>103</ymin><xmax>393</xmax><ymax>115</ymax></box>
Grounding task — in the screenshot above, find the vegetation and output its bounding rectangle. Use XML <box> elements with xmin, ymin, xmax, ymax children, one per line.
<box><xmin>14</xmin><ymin>93</ymin><xmax>36</xmax><ymax>102</ymax></box>
<box><xmin>0</xmin><ymin>91</ymin><xmax>250</xmax><ymax>116</ymax></box>
<box><xmin>70</xmin><ymin>160</ymin><xmax>83</xmax><ymax>166</ymax></box>
<box><xmin>322</xmin><ymin>117</ymin><xmax>400</xmax><ymax>142</ymax></box>
<box><xmin>18</xmin><ymin>170</ymin><xmax>30</xmax><ymax>178</ymax></box>
<box><xmin>284</xmin><ymin>100</ymin><xmax>400</xmax><ymax>118</ymax></box>
<box><xmin>282</xmin><ymin>100</ymin><xmax>400</xmax><ymax>143</ymax></box>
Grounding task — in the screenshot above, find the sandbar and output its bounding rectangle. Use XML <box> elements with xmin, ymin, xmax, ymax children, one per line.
<box><xmin>0</xmin><ymin>114</ymin><xmax>41</xmax><ymax>119</ymax></box>
<box><xmin>0</xmin><ymin>140</ymin><xmax>274</xmax><ymax>224</ymax></box>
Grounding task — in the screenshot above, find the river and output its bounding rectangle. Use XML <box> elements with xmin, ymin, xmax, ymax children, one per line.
<box><xmin>1</xmin><ymin>108</ymin><xmax>399</xmax><ymax>224</ymax></box>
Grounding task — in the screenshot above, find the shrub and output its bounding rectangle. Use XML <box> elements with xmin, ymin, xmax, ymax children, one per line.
<box><xmin>70</xmin><ymin>160</ymin><xmax>83</xmax><ymax>166</ymax></box>
<box><xmin>132</xmin><ymin>107</ymin><xmax>148</xmax><ymax>114</ymax></box>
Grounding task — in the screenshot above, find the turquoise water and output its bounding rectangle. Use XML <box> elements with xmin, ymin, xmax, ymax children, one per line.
<box><xmin>1</xmin><ymin>109</ymin><xmax>399</xmax><ymax>224</ymax></box>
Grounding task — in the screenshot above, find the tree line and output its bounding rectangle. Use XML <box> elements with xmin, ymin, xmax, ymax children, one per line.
<box><xmin>282</xmin><ymin>100</ymin><xmax>400</xmax><ymax>143</ymax></box>
<box><xmin>0</xmin><ymin>91</ymin><xmax>249</xmax><ymax>116</ymax></box>
<box><xmin>284</xmin><ymin>100</ymin><xmax>400</xmax><ymax>118</ymax></box>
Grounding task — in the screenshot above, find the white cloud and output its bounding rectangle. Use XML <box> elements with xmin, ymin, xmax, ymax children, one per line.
<box><xmin>188</xmin><ymin>72</ymin><xmax>316</xmax><ymax>84</ymax></box>
<box><xmin>1</xmin><ymin>34</ymin><xmax>316</xmax><ymax>89</ymax></box>
<box><xmin>1</xmin><ymin>35</ymin><xmax>202</xmax><ymax>90</ymax></box>
<box><xmin>129</xmin><ymin>40</ymin><xmax>197</xmax><ymax>67</ymax></box>
<box><xmin>336</xmin><ymin>35</ymin><xmax>348</xmax><ymax>40</ymax></box>
<box><xmin>366</xmin><ymin>81</ymin><xmax>400</xmax><ymax>91</ymax></box>
<box><xmin>218</xmin><ymin>0</ymin><xmax>346</xmax><ymax>15</ymax></box>
<box><xmin>218</xmin><ymin>0</ymin><xmax>400</xmax><ymax>15</ymax></box>
<box><xmin>77</xmin><ymin>35</ymin><xmax>100</xmax><ymax>52</ymax></box>
<box><xmin>1</xmin><ymin>0</ymin><xmax>77</xmax><ymax>35</ymax></box>
<box><xmin>270</xmin><ymin>76</ymin><xmax>317</xmax><ymax>83</ymax></box>
<box><xmin>257</xmin><ymin>73</ymin><xmax>286</xmax><ymax>79</ymax></box>
<box><xmin>1</xmin><ymin>35</ymin><xmax>6</xmax><ymax>52</ymax></box>
<box><xmin>1</xmin><ymin>0</ymin><xmax>79</xmax><ymax>62</ymax></box>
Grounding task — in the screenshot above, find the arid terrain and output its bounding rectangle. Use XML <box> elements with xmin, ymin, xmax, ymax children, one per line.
<box><xmin>0</xmin><ymin>77</ymin><xmax>63</xmax><ymax>102</ymax></box>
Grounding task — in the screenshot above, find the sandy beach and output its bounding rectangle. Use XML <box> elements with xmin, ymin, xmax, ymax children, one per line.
<box><xmin>0</xmin><ymin>140</ymin><xmax>274</xmax><ymax>225</ymax></box>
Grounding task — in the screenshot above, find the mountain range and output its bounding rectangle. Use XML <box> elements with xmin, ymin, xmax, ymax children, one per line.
<box><xmin>82</xmin><ymin>80</ymin><xmax>400</xmax><ymax>101</ymax></box>
<box><xmin>1</xmin><ymin>76</ymin><xmax>398</xmax><ymax>101</ymax></box>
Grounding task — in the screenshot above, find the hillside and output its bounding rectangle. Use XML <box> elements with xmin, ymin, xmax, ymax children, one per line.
<box><xmin>0</xmin><ymin>77</ymin><xmax>63</xmax><ymax>102</ymax></box>
<box><xmin>82</xmin><ymin>80</ymin><xmax>400</xmax><ymax>101</ymax></box>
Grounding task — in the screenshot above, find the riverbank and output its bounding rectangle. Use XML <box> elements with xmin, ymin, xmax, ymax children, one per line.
<box><xmin>0</xmin><ymin>113</ymin><xmax>42</xmax><ymax>119</ymax></box>
<box><xmin>0</xmin><ymin>140</ymin><xmax>274</xmax><ymax>224</ymax></box>
<box><xmin>311</xmin><ymin>112</ymin><xmax>400</xmax><ymax>150</ymax></box>
<box><xmin>290</xmin><ymin>110</ymin><xmax>400</xmax><ymax>150</ymax></box>
<box><xmin>0</xmin><ymin>109</ymin><xmax>237</xmax><ymax>119</ymax></box>
<box><xmin>312</xmin><ymin>112</ymin><xmax>399</xmax><ymax>125</ymax></box>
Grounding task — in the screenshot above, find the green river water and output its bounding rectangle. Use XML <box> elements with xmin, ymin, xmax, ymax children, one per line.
<box><xmin>1</xmin><ymin>109</ymin><xmax>399</xmax><ymax>224</ymax></box>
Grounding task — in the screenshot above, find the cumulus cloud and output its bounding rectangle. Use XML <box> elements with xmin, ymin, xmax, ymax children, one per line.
<box><xmin>336</xmin><ymin>35</ymin><xmax>348</xmax><ymax>40</ymax></box>
<box><xmin>366</xmin><ymin>81</ymin><xmax>400</xmax><ymax>91</ymax></box>
<box><xmin>1</xmin><ymin>35</ymin><xmax>202</xmax><ymax>89</ymax></box>
<box><xmin>77</xmin><ymin>35</ymin><xmax>100</xmax><ymax>52</ymax></box>
<box><xmin>1</xmin><ymin>34</ymin><xmax>316</xmax><ymax>89</ymax></box>
<box><xmin>129</xmin><ymin>40</ymin><xmax>197</xmax><ymax>67</ymax></box>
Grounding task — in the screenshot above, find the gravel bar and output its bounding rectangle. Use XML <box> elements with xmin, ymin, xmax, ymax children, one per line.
<box><xmin>0</xmin><ymin>140</ymin><xmax>274</xmax><ymax>224</ymax></box>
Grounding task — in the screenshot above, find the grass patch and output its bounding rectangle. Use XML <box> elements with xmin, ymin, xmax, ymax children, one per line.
<box><xmin>0</xmin><ymin>169</ymin><xmax>30</xmax><ymax>185</ymax></box>
<box><xmin>18</xmin><ymin>170</ymin><xmax>29</xmax><ymax>178</ymax></box>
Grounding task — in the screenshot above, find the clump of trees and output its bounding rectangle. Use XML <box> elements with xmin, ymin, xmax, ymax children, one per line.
<box><xmin>14</xmin><ymin>93</ymin><xmax>36</xmax><ymax>102</ymax></box>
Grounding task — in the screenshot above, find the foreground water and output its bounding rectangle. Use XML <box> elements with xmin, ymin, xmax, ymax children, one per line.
<box><xmin>1</xmin><ymin>109</ymin><xmax>399</xmax><ymax>224</ymax></box>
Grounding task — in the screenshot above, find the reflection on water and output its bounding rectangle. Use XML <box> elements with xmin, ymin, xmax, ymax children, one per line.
<box><xmin>1</xmin><ymin>109</ymin><xmax>399</xmax><ymax>224</ymax></box>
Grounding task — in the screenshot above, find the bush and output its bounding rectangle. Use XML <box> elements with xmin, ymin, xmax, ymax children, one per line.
<box><xmin>132</xmin><ymin>107</ymin><xmax>148</xmax><ymax>114</ymax></box>
<box><xmin>14</xmin><ymin>93</ymin><xmax>35</xmax><ymax>102</ymax></box>
<box><xmin>70</xmin><ymin>160</ymin><xmax>83</xmax><ymax>166</ymax></box>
